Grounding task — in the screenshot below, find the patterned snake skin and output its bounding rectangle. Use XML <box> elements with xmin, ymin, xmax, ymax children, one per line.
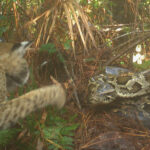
<box><xmin>88</xmin><ymin>68</ymin><xmax>150</xmax><ymax>104</ymax></box>
<box><xmin>88</xmin><ymin>67</ymin><xmax>150</xmax><ymax>125</ymax></box>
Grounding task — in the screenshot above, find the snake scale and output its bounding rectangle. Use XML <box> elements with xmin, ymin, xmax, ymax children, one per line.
<box><xmin>88</xmin><ymin>67</ymin><xmax>150</xmax><ymax>125</ymax></box>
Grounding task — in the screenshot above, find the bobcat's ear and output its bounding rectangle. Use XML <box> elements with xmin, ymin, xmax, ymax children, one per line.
<box><xmin>11</xmin><ymin>41</ymin><xmax>33</xmax><ymax>57</ymax></box>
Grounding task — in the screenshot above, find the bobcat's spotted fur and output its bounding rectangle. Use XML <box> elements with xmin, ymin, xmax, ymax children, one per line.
<box><xmin>0</xmin><ymin>41</ymin><xmax>66</xmax><ymax>129</ymax></box>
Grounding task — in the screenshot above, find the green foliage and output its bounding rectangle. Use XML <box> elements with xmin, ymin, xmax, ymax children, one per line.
<box><xmin>120</xmin><ymin>61</ymin><xmax>125</xmax><ymax>65</ymax></box>
<box><xmin>40</xmin><ymin>43</ymin><xmax>57</xmax><ymax>54</ymax></box>
<box><xmin>140</xmin><ymin>0</ymin><xmax>150</xmax><ymax>6</ymax></box>
<box><xmin>64</xmin><ymin>40</ymin><xmax>72</xmax><ymax>50</ymax></box>
<box><xmin>17</xmin><ymin>108</ymin><xmax>79</xmax><ymax>150</ymax></box>
<box><xmin>42</xmin><ymin>109</ymin><xmax>79</xmax><ymax>150</ymax></box>
<box><xmin>133</xmin><ymin>60</ymin><xmax>150</xmax><ymax>70</ymax></box>
<box><xmin>0</xmin><ymin>15</ymin><xmax>9</xmax><ymax>37</ymax></box>
<box><xmin>105</xmin><ymin>38</ymin><xmax>112</xmax><ymax>47</ymax></box>
<box><xmin>0</xmin><ymin>26</ymin><xmax>11</xmax><ymax>39</ymax></box>
<box><xmin>0</xmin><ymin>128</ymin><xmax>20</xmax><ymax>146</ymax></box>
<box><xmin>40</xmin><ymin>43</ymin><xmax>65</xmax><ymax>63</ymax></box>
<box><xmin>0</xmin><ymin>1</ymin><xmax>16</xmax><ymax>37</ymax></box>
<box><xmin>122</xmin><ymin>26</ymin><xmax>131</xmax><ymax>33</ymax></box>
<box><xmin>57</xmin><ymin>53</ymin><xmax>65</xmax><ymax>63</ymax></box>
<box><xmin>21</xmin><ymin>114</ymin><xmax>40</xmax><ymax>134</ymax></box>
<box><xmin>80</xmin><ymin>0</ymin><xmax>114</xmax><ymax>24</ymax></box>
<box><xmin>83</xmin><ymin>57</ymin><xmax>95</xmax><ymax>62</ymax></box>
<box><xmin>14</xmin><ymin>142</ymin><xmax>36</xmax><ymax>150</ymax></box>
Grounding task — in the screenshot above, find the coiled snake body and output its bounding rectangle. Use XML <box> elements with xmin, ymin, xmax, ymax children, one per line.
<box><xmin>88</xmin><ymin>67</ymin><xmax>150</xmax><ymax>125</ymax></box>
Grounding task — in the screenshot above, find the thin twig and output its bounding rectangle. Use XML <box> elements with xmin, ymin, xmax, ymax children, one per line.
<box><xmin>46</xmin><ymin>139</ymin><xmax>65</xmax><ymax>150</ymax></box>
<box><xmin>64</xmin><ymin>65</ymin><xmax>81</xmax><ymax>109</ymax></box>
<box><xmin>105</xmin><ymin>32</ymin><xmax>150</xmax><ymax>66</ymax></box>
<box><xmin>57</xmin><ymin>49</ymin><xmax>82</xmax><ymax>109</ymax></box>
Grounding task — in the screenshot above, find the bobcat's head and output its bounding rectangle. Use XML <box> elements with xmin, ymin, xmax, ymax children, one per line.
<box><xmin>0</xmin><ymin>41</ymin><xmax>33</xmax><ymax>92</ymax></box>
<box><xmin>0</xmin><ymin>41</ymin><xmax>32</xmax><ymax>57</ymax></box>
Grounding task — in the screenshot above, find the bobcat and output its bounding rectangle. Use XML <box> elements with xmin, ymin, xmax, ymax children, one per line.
<box><xmin>0</xmin><ymin>41</ymin><xmax>32</xmax><ymax>92</ymax></box>
<box><xmin>0</xmin><ymin>41</ymin><xmax>66</xmax><ymax>129</ymax></box>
